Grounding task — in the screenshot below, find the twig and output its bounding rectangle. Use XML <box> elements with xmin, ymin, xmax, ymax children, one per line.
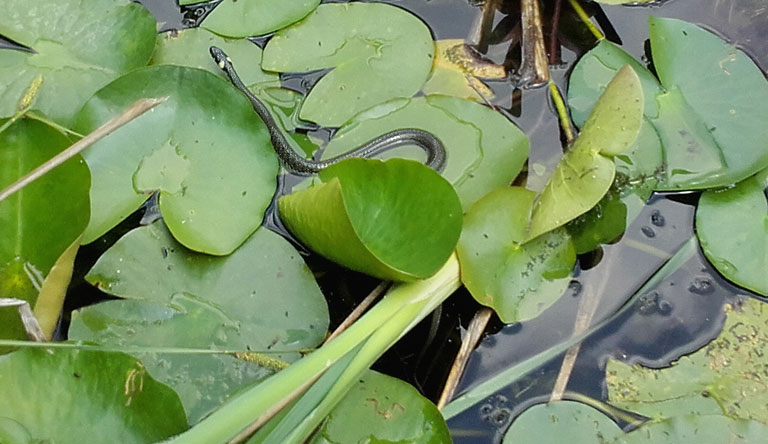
<box><xmin>567</xmin><ymin>0</ymin><xmax>605</xmax><ymax>41</ymax></box>
<box><xmin>0</xmin><ymin>97</ymin><xmax>168</xmax><ymax>204</ymax></box>
<box><xmin>0</xmin><ymin>298</ymin><xmax>46</xmax><ymax>342</ymax></box>
<box><xmin>549</xmin><ymin>0</ymin><xmax>564</xmax><ymax>65</ymax></box>
<box><xmin>520</xmin><ymin>0</ymin><xmax>551</xmax><ymax>87</ymax></box>
<box><xmin>437</xmin><ymin>307</ymin><xmax>493</xmax><ymax>409</ymax></box>
<box><xmin>324</xmin><ymin>281</ymin><xmax>391</xmax><ymax>344</ymax></box>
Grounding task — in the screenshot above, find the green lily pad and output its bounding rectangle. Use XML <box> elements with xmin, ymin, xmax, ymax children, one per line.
<box><xmin>569</xmin><ymin>18</ymin><xmax>768</xmax><ymax>190</ymax></box>
<box><xmin>566</xmin><ymin>188</ymin><xmax>627</xmax><ymax>255</ymax></box>
<box><xmin>0</xmin><ymin>347</ymin><xmax>187</xmax><ymax>443</ymax></box>
<box><xmin>308</xmin><ymin>370</ymin><xmax>451</xmax><ymax>444</ymax></box>
<box><xmin>607</xmin><ymin>297</ymin><xmax>768</xmax><ymax>424</ymax></box>
<box><xmin>528</xmin><ymin>65</ymin><xmax>643</xmax><ymax>241</ymax></box>
<box><xmin>322</xmin><ymin>95</ymin><xmax>529</xmax><ymax>211</ymax></box>
<box><xmin>0</xmin><ymin>119</ymin><xmax>89</xmax><ymax>343</ymax></box>
<box><xmin>261</xmin><ymin>2</ymin><xmax>435</xmax><ymax>127</ymax></box>
<box><xmin>200</xmin><ymin>0</ymin><xmax>320</xmax><ymax>38</ymax></box>
<box><xmin>75</xmin><ymin>65</ymin><xmax>278</xmax><ymax>255</ymax></box>
<box><xmin>0</xmin><ymin>0</ymin><xmax>155</xmax><ymax>127</ymax></box>
<box><xmin>278</xmin><ymin>158</ymin><xmax>462</xmax><ymax>282</ymax></box>
<box><xmin>503</xmin><ymin>400</ymin><xmax>768</xmax><ymax>443</ymax></box>
<box><xmin>696</xmin><ymin>170</ymin><xmax>768</xmax><ymax>296</ymax></box>
<box><xmin>457</xmin><ymin>187</ymin><xmax>576</xmax><ymax>323</ymax></box>
<box><xmin>74</xmin><ymin>221</ymin><xmax>329</xmax><ymax>422</ymax></box>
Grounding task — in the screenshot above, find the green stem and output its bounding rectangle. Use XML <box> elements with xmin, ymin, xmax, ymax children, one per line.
<box><xmin>567</xmin><ymin>0</ymin><xmax>605</xmax><ymax>41</ymax></box>
<box><xmin>549</xmin><ymin>81</ymin><xmax>575</xmax><ymax>144</ymax></box>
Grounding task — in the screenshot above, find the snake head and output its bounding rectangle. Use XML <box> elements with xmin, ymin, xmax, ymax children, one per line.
<box><xmin>209</xmin><ymin>46</ymin><xmax>229</xmax><ymax>69</ymax></box>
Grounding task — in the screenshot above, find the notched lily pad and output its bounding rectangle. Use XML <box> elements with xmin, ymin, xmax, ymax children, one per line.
<box><xmin>607</xmin><ymin>297</ymin><xmax>768</xmax><ymax>424</ymax></box>
<box><xmin>0</xmin><ymin>0</ymin><xmax>155</xmax><ymax>126</ymax></box>
<box><xmin>278</xmin><ymin>158</ymin><xmax>463</xmax><ymax>282</ymax></box>
<box><xmin>75</xmin><ymin>221</ymin><xmax>329</xmax><ymax>422</ymax></box>
<box><xmin>308</xmin><ymin>370</ymin><xmax>451</xmax><ymax>444</ymax></box>
<box><xmin>0</xmin><ymin>347</ymin><xmax>187</xmax><ymax>443</ymax></box>
<box><xmin>201</xmin><ymin>0</ymin><xmax>321</xmax><ymax>38</ymax></box>
<box><xmin>457</xmin><ymin>187</ymin><xmax>576</xmax><ymax>323</ymax></box>
<box><xmin>528</xmin><ymin>65</ymin><xmax>643</xmax><ymax>241</ymax></box>
<box><xmin>75</xmin><ymin>65</ymin><xmax>278</xmax><ymax>255</ymax></box>
<box><xmin>322</xmin><ymin>95</ymin><xmax>529</xmax><ymax>211</ymax></box>
<box><xmin>261</xmin><ymin>2</ymin><xmax>435</xmax><ymax>127</ymax></box>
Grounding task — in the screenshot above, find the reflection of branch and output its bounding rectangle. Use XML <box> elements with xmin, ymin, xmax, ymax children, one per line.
<box><xmin>470</xmin><ymin>0</ymin><xmax>499</xmax><ymax>52</ymax></box>
<box><xmin>549</xmin><ymin>0</ymin><xmax>564</xmax><ymax>64</ymax></box>
<box><xmin>520</xmin><ymin>0</ymin><xmax>550</xmax><ymax>87</ymax></box>
<box><xmin>0</xmin><ymin>97</ymin><xmax>167</xmax><ymax>204</ymax></box>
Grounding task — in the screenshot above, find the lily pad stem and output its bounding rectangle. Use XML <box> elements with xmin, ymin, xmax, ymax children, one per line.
<box><xmin>568</xmin><ymin>0</ymin><xmax>605</xmax><ymax>41</ymax></box>
<box><xmin>549</xmin><ymin>81</ymin><xmax>575</xmax><ymax>143</ymax></box>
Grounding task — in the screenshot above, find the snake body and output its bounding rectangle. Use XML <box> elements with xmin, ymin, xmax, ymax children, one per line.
<box><xmin>209</xmin><ymin>46</ymin><xmax>446</xmax><ymax>175</ymax></box>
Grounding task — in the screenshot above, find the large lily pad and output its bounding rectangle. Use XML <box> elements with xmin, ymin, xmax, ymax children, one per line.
<box><xmin>503</xmin><ymin>400</ymin><xmax>768</xmax><ymax>443</ymax></box>
<box><xmin>73</xmin><ymin>221</ymin><xmax>329</xmax><ymax>422</ymax></box>
<box><xmin>322</xmin><ymin>95</ymin><xmax>529</xmax><ymax>211</ymax></box>
<box><xmin>308</xmin><ymin>370</ymin><xmax>451</xmax><ymax>444</ymax></box>
<box><xmin>0</xmin><ymin>347</ymin><xmax>187</xmax><ymax>443</ymax></box>
<box><xmin>75</xmin><ymin>65</ymin><xmax>278</xmax><ymax>255</ymax></box>
<box><xmin>0</xmin><ymin>0</ymin><xmax>155</xmax><ymax>127</ymax></box>
<box><xmin>696</xmin><ymin>170</ymin><xmax>768</xmax><ymax>296</ymax></box>
<box><xmin>527</xmin><ymin>65</ymin><xmax>643</xmax><ymax>241</ymax></box>
<box><xmin>0</xmin><ymin>119</ymin><xmax>89</xmax><ymax>342</ymax></box>
<box><xmin>607</xmin><ymin>297</ymin><xmax>768</xmax><ymax>424</ymax></box>
<box><xmin>200</xmin><ymin>0</ymin><xmax>320</xmax><ymax>38</ymax></box>
<box><xmin>261</xmin><ymin>2</ymin><xmax>435</xmax><ymax>127</ymax></box>
<box><xmin>278</xmin><ymin>158</ymin><xmax>462</xmax><ymax>282</ymax></box>
<box><xmin>568</xmin><ymin>18</ymin><xmax>768</xmax><ymax>190</ymax></box>
<box><xmin>457</xmin><ymin>187</ymin><xmax>576</xmax><ymax>323</ymax></box>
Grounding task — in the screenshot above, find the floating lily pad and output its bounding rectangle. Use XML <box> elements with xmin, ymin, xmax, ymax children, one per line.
<box><xmin>308</xmin><ymin>370</ymin><xmax>451</xmax><ymax>444</ymax></box>
<box><xmin>0</xmin><ymin>0</ymin><xmax>155</xmax><ymax>127</ymax></box>
<box><xmin>569</xmin><ymin>18</ymin><xmax>768</xmax><ymax>190</ymax></box>
<box><xmin>75</xmin><ymin>65</ymin><xmax>278</xmax><ymax>255</ymax></box>
<box><xmin>528</xmin><ymin>65</ymin><xmax>643</xmax><ymax>241</ymax></box>
<box><xmin>566</xmin><ymin>189</ymin><xmax>627</xmax><ymax>254</ymax></box>
<box><xmin>503</xmin><ymin>400</ymin><xmax>768</xmax><ymax>443</ymax></box>
<box><xmin>322</xmin><ymin>95</ymin><xmax>529</xmax><ymax>211</ymax></box>
<box><xmin>278</xmin><ymin>158</ymin><xmax>462</xmax><ymax>282</ymax></box>
<box><xmin>0</xmin><ymin>347</ymin><xmax>187</xmax><ymax>443</ymax></box>
<box><xmin>696</xmin><ymin>170</ymin><xmax>768</xmax><ymax>296</ymax></box>
<box><xmin>201</xmin><ymin>0</ymin><xmax>320</xmax><ymax>38</ymax></box>
<box><xmin>422</xmin><ymin>39</ymin><xmax>502</xmax><ymax>101</ymax></box>
<box><xmin>73</xmin><ymin>221</ymin><xmax>329</xmax><ymax>422</ymax></box>
<box><xmin>607</xmin><ymin>297</ymin><xmax>768</xmax><ymax>424</ymax></box>
<box><xmin>262</xmin><ymin>2</ymin><xmax>435</xmax><ymax>127</ymax></box>
<box><xmin>0</xmin><ymin>119</ymin><xmax>89</xmax><ymax>342</ymax></box>
<box><xmin>457</xmin><ymin>187</ymin><xmax>576</xmax><ymax>323</ymax></box>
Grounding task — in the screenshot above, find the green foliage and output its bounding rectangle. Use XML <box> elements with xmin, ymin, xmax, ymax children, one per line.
<box><xmin>201</xmin><ymin>0</ymin><xmax>321</xmax><ymax>38</ymax></box>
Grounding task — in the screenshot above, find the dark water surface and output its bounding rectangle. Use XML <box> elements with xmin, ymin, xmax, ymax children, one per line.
<box><xmin>117</xmin><ymin>0</ymin><xmax>768</xmax><ymax>442</ymax></box>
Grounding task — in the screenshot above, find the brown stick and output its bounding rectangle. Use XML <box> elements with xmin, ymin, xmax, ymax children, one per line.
<box><xmin>520</xmin><ymin>0</ymin><xmax>551</xmax><ymax>86</ymax></box>
<box><xmin>0</xmin><ymin>97</ymin><xmax>168</xmax><ymax>204</ymax></box>
<box><xmin>549</xmin><ymin>0</ymin><xmax>564</xmax><ymax>65</ymax></box>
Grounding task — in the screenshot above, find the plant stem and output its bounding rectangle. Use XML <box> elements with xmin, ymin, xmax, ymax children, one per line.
<box><xmin>549</xmin><ymin>0</ymin><xmax>564</xmax><ymax>65</ymax></box>
<box><xmin>567</xmin><ymin>0</ymin><xmax>605</xmax><ymax>41</ymax></box>
<box><xmin>549</xmin><ymin>81</ymin><xmax>575</xmax><ymax>144</ymax></box>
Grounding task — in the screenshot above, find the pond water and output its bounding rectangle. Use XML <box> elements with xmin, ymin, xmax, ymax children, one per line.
<box><xmin>79</xmin><ymin>0</ymin><xmax>768</xmax><ymax>442</ymax></box>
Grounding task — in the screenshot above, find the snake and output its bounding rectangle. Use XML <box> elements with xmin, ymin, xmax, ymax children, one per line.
<box><xmin>210</xmin><ymin>46</ymin><xmax>447</xmax><ymax>175</ymax></box>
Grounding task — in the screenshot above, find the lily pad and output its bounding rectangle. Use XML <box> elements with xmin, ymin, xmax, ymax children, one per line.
<box><xmin>607</xmin><ymin>297</ymin><xmax>768</xmax><ymax>424</ymax></box>
<box><xmin>201</xmin><ymin>0</ymin><xmax>320</xmax><ymax>38</ymax></box>
<box><xmin>422</xmin><ymin>39</ymin><xmax>502</xmax><ymax>102</ymax></box>
<box><xmin>73</xmin><ymin>221</ymin><xmax>329</xmax><ymax>422</ymax></box>
<box><xmin>696</xmin><ymin>170</ymin><xmax>768</xmax><ymax>296</ymax></box>
<box><xmin>0</xmin><ymin>347</ymin><xmax>187</xmax><ymax>443</ymax></box>
<box><xmin>528</xmin><ymin>65</ymin><xmax>643</xmax><ymax>241</ymax></box>
<box><xmin>322</xmin><ymin>95</ymin><xmax>529</xmax><ymax>211</ymax></box>
<box><xmin>0</xmin><ymin>0</ymin><xmax>155</xmax><ymax>127</ymax></box>
<box><xmin>278</xmin><ymin>158</ymin><xmax>462</xmax><ymax>282</ymax></box>
<box><xmin>568</xmin><ymin>18</ymin><xmax>768</xmax><ymax>190</ymax></box>
<box><xmin>566</xmin><ymin>188</ymin><xmax>627</xmax><ymax>255</ymax></box>
<box><xmin>457</xmin><ymin>187</ymin><xmax>576</xmax><ymax>323</ymax></box>
<box><xmin>75</xmin><ymin>65</ymin><xmax>278</xmax><ymax>255</ymax></box>
<box><xmin>503</xmin><ymin>400</ymin><xmax>768</xmax><ymax>443</ymax></box>
<box><xmin>0</xmin><ymin>119</ymin><xmax>89</xmax><ymax>342</ymax></box>
<box><xmin>308</xmin><ymin>370</ymin><xmax>451</xmax><ymax>444</ymax></box>
<box><xmin>261</xmin><ymin>2</ymin><xmax>435</xmax><ymax>127</ymax></box>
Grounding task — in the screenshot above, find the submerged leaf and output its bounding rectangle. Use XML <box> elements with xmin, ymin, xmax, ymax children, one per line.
<box><xmin>278</xmin><ymin>158</ymin><xmax>462</xmax><ymax>282</ymax></box>
<box><xmin>0</xmin><ymin>119</ymin><xmax>89</xmax><ymax>343</ymax></box>
<box><xmin>75</xmin><ymin>222</ymin><xmax>329</xmax><ymax>422</ymax></box>
<box><xmin>0</xmin><ymin>348</ymin><xmax>187</xmax><ymax>443</ymax></box>
<box><xmin>322</xmin><ymin>95</ymin><xmax>529</xmax><ymax>211</ymax></box>
<box><xmin>308</xmin><ymin>371</ymin><xmax>451</xmax><ymax>444</ymax></box>
<box><xmin>201</xmin><ymin>0</ymin><xmax>320</xmax><ymax>38</ymax></box>
<box><xmin>262</xmin><ymin>2</ymin><xmax>435</xmax><ymax>126</ymax></box>
<box><xmin>607</xmin><ymin>297</ymin><xmax>768</xmax><ymax>424</ymax></box>
<box><xmin>75</xmin><ymin>65</ymin><xmax>278</xmax><ymax>255</ymax></box>
<box><xmin>0</xmin><ymin>0</ymin><xmax>155</xmax><ymax>127</ymax></box>
<box><xmin>528</xmin><ymin>65</ymin><xmax>643</xmax><ymax>240</ymax></box>
<box><xmin>457</xmin><ymin>187</ymin><xmax>576</xmax><ymax>323</ymax></box>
